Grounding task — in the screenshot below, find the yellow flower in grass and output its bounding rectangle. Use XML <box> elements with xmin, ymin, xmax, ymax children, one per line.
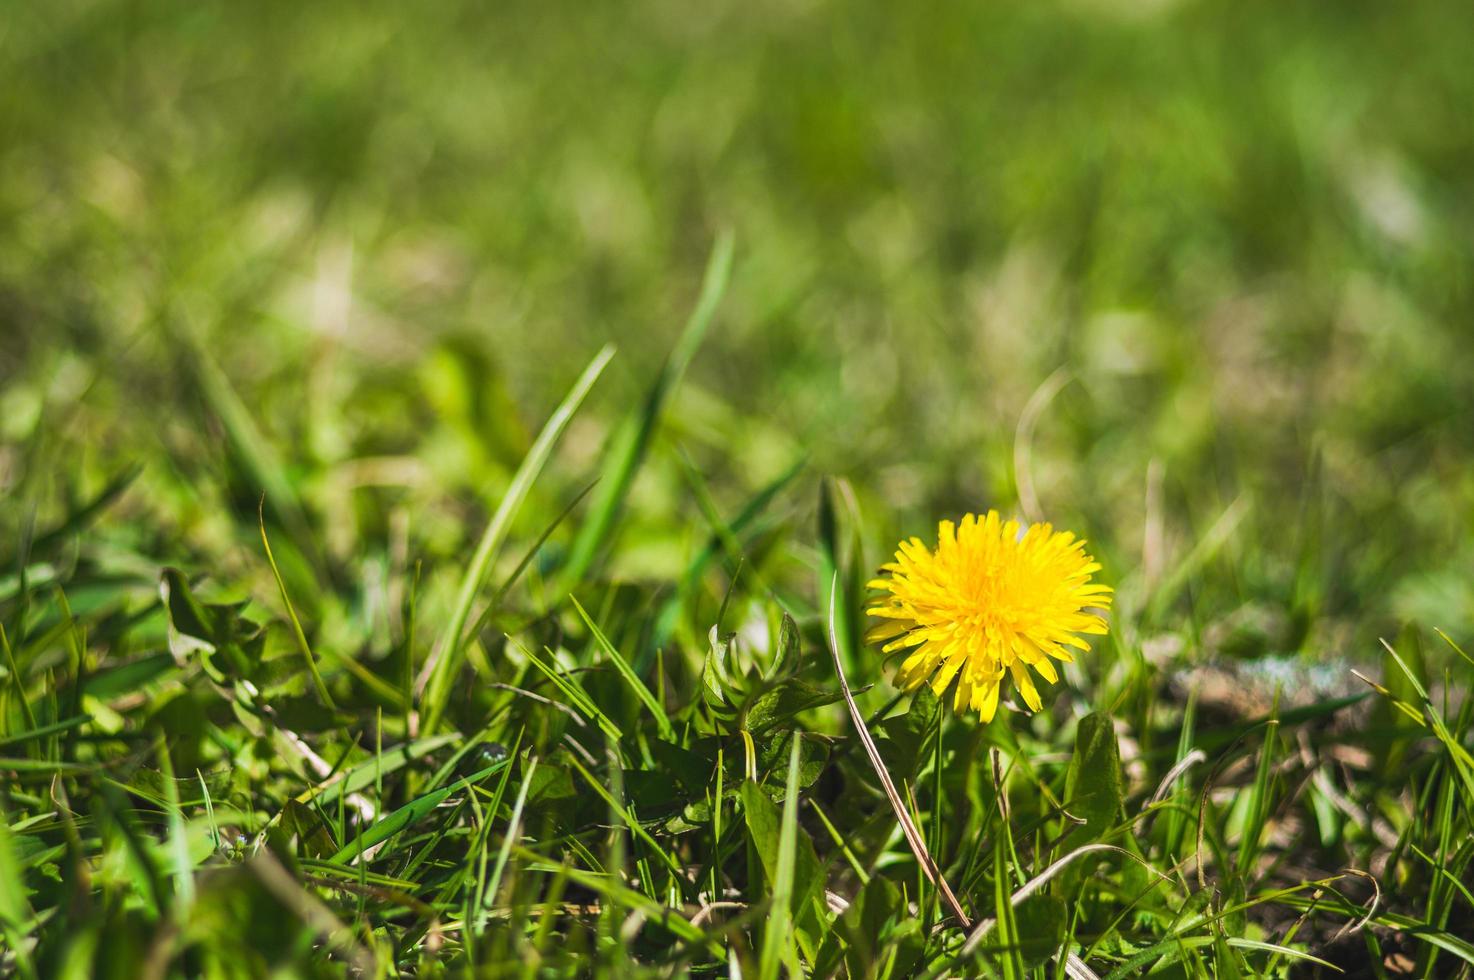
<box><xmin>867</xmin><ymin>511</ymin><xmax>1112</xmax><ymax>722</ymax></box>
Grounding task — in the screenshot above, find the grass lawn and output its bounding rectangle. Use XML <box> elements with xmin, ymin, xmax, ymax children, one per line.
<box><xmin>3</xmin><ymin>0</ymin><xmax>1474</xmax><ymax>976</ymax></box>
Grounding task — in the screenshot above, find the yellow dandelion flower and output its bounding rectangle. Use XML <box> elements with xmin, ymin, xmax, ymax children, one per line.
<box><xmin>866</xmin><ymin>511</ymin><xmax>1112</xmax><ymax>722</ymax></box>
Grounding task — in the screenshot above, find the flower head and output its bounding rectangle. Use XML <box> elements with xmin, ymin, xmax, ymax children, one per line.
<box><xmin>866</xmin><ymin>511</ymin><xmax>1112</xmax><ymax>722</ymax></box>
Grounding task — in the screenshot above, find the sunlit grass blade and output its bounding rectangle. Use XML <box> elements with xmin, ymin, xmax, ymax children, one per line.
<box><xmin>467</xmin><ymin>735</ymin><xmax>524</xmax><ymax>954</ymax></box>
<box><xmin>1235</xmin><ymin>715</ymin><xmax>1278</xmax><ymax>877</ymax></box>
<box><xmin>989</xmin><ymin>841</ymin><xmax>1025</xmax><ymax>979</ymax></box>
<box><xmin>570</xmin><ymin>595</ymin><xmax>672</xmax><ymax>739</ymax></box>
<box><xmin>1101</xmin><ymin>934</ymin><xmax>1341</xmax><ymax>979</ymax></box>
<box><xmin>300</xmin><ymin>733</ymin><xmax>458</xmax><ymax>809</ymax></box>
<box><xmin>512</xmin><ymin>846</ymin><xmax>715</xmax><ymax>949</ymax></box>
<box><xmin>518</xmin><ymin>643</ymin><xmax>623</xmax><ymax>742</ymax></box>
<box><xmin>0</xmin><ymin>624</ymin><xmax>39</xmax><ymax>735</ymax></box>
<box><xmin>758</xmin><ymin>732</ymin><xmax>805</xmax><ymax>980</ymax></box>
<box><xmin>559</xmin><ymin>233</ymin><xmax>733</xmax><ymax>587</ymax></box>
<box><xmin>564</xmin><ymin>753</ymin><xmax>682</xmax><ymax>879</ymax></box>
<box><xmin>422</xmin><ymin>344</ymin><xmax>615</xmax><ymax>732</ymax></box>
<box><xmin>483</xmin><ymin>756</ymin><xmax>538</xmax><ymax>920</ymax></box>
<box><xmin>0</xmin><ymin>808</ymin><xmax>38</xmax><ymax>980</ymax></box>
<box><xmin>959</xmin><ymin>844</ymin><xmax>1167</xmax><ymax>962</ymax></box>
<box><xmin>1146</xmin><ymin>495</ymin><xmax>1250</xmax><ymax>624</ymax></box>
<box><xmin>1376</xmin><ymin>639</ymin><xmax>1474</xmax><ymax>801</ymax></box>
<box><xmin>1324</xmin><ymin>905</ymin><xmax>1474</xmax><ymax>967</ymax></box>
<box><xmin>327</xmin><ymin>760</ymin><xmax>508</xmax><ymax>865</ymax></box>
<box><xmin>1435</xmin><ymin>627</ymin><xmax>1474</xmax><ymax>669</ymax></box>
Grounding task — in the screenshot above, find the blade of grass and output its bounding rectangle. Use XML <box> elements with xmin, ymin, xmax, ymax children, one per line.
<box><xmin>1435</xmin><ymin>628</ymin><xmax>1474</xmax><ymax>669</ymax></box>
<box><xmin>1318</xmin><ymin>905</ymin><xmax>1474</xmax><ymax>967</ymax></box>
<box><xmin>0</xmin><ymin>624</ymin><xmax>37</xmax><ymax>734</ymax></box>
<box><xmin>197</xmin><ymin>770</ymin><xmax>220</xmax><ymax>852</ymax></box>
<box><xmin>560</xmin><ymin>233</ymin><xmax>733</xmax><ymax>586</ymax></box>
<box><xmin>953</xmin><ymin>844</ymin><xmax>1169</xmax><ymax>974</ymax></box>
<box><xmin>1101</xmin><ymin>934</ymin><xmax>1340</xmax><ymax>979</ymax></box>
<box><xmin>518</xmin><ymin>643</ymin><xmax>623</xmax><ymax>742</ymax></box>
<box><xmin>0</xmin><ymin>715</ymin><xmax>86</xmax><ymax>749</ymax></box>
<box><xmin>570</xmin><ymin>596</ymin><xmax>672</xmax><ymax>739</ymax></box>
<box><xmin>179</xmin><ymin>327</ymin><xmax>320</xmax><ymax>572</ymax></box>
<box><xmin>259</xmin><ymin>498</ymin><xmax>335</xmax><ymax>709</ymax></box>
<box><xmin>990</xmin><ymin>839</ymin><xmax>1025</xmax><ymax>980</ymax></box>
<box><xmin>710</xmin><ymin>746</ymin><xmax>725</xmax><ymax>904</ymax></box>
<box><xmin>758</xmin><ymin>732</ymin><xmax>804</xmax><ymax>980</ymax></box>
<box><xmin>0</xmin><ymin>807</ymin><xmax>38</xmax><ymax>980</ymax></box>
<box><xmin>1235</xmin><ymin>715</ymin><xmax>1279</xmax><ymax>876</ymax></box>
<box><xmin>468</xmin><ymin>735</ymin><xmax>524</xmax><ymax>952</ymax></box>
<box><xmin>808</xmin><ymin>797</ymin><xmax>870</xmax><ymax>885</ymax></box>
<box><xmin>156</xmin><ymin>736</ymin><xmax>195</xmax><ymax>907</ymax></box>
<box><xmin>512</xmin><ymin>846</ymin><xmax>714</xmax><ymax>949</ymax></box>
<box><xmin>817</xmin><ymin>479</ymin><xmax>861</xmax><ymax>677</ymax></box>
<box><xmin>482</xmin><ymin>756</ymin><xmax>538</xmax><ymax>921</ymax></box>
<box><xmin>421</xmin><ymin>344</ymin><xmax>614</xmax><ymax>733</ymax></box>
<box><xmin>327</xmin><ymin>760</ymin><xmax>509</xmax><ymax>865</ymax></box>
<box><xmin>402</xmin><ymin>559</ymin><xmax>423</xmax><ymax>739</ymax></box>
<box><xmin>1147</xmin><ymin>495</ymin><xmax>1250</xmax><ymax>623</ymax></box>
<box><xmin>1381</xmin><ymin>638</ymin><xmax>1474</xmax><ymax>799</ymax></box>
<box><xmin>299</xmin><ymin>733</ymin><xmax>458</xmax><ymax>809</ymax></box>
<box><xmin>565</xmin><ymin>752</ymin><xmax>683</xmax><ymax>879</ymax></box>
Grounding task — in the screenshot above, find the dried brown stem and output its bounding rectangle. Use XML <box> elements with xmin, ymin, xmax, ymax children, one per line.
<box><xmin>824</xmin><ymin>575</ymin><xmax>971</xmax><ymax>928</ymax></box>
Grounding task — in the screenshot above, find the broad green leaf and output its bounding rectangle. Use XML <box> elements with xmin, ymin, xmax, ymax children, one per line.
<box><xmin>1015</xmin><ymin>894</ymin><xmax>1068</xmax><ymax>967</ymax></box>
<box><xmin>158</xmin><ymin>568</ymin><xmax>264</xmax><ymax>684</ymax></box>
<box><xmin>743</xmin><ymin>679</ymin><xmax>843</xmax><ymax>735</ymax></box>
<box><xmin>1062</xmin><ymin>712</ymin><xmax>1124</xmax><ymax>848</ymax></box>
<box><xmin>771</xmin><ymin>610</ymin><xmax>802</xmax><ymax>680</ymax></box>
<box><xmin>82</xmin><ymin>652</ymin><xmax>176</xmax><ymax>700</ymax></box>
<box><xmin>741</xmin><ymin>775</ymin><xmax>827</xmax><ymax>950</ymax></box>
<box><xmin>877</xmin><ymin>686</ymin><xmax>938</xmax><ymax>778</ymax></box>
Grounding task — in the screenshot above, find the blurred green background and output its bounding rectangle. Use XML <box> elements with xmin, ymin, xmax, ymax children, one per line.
<box><xmin>4</xmin><ymin>0</ymin><xmax>1473</xmax><ymax>664</ymax></box>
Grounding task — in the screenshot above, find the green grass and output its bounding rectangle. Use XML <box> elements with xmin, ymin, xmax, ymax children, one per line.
<box><xmin>4</xmin><ymin>0</ymin><xmax>1474</xmax><ymax>976</ymax></box>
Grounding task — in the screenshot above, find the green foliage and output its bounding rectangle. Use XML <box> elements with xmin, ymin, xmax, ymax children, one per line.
<box><xmin>1061</xmin><ymin>712</ymin><xmax>1125</xmax><ymax>849</ymax></box>
<box><xmin>3</xmin><ymin>0</ymin><xmax>1474</xmax><ymax>975</ymax></box>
